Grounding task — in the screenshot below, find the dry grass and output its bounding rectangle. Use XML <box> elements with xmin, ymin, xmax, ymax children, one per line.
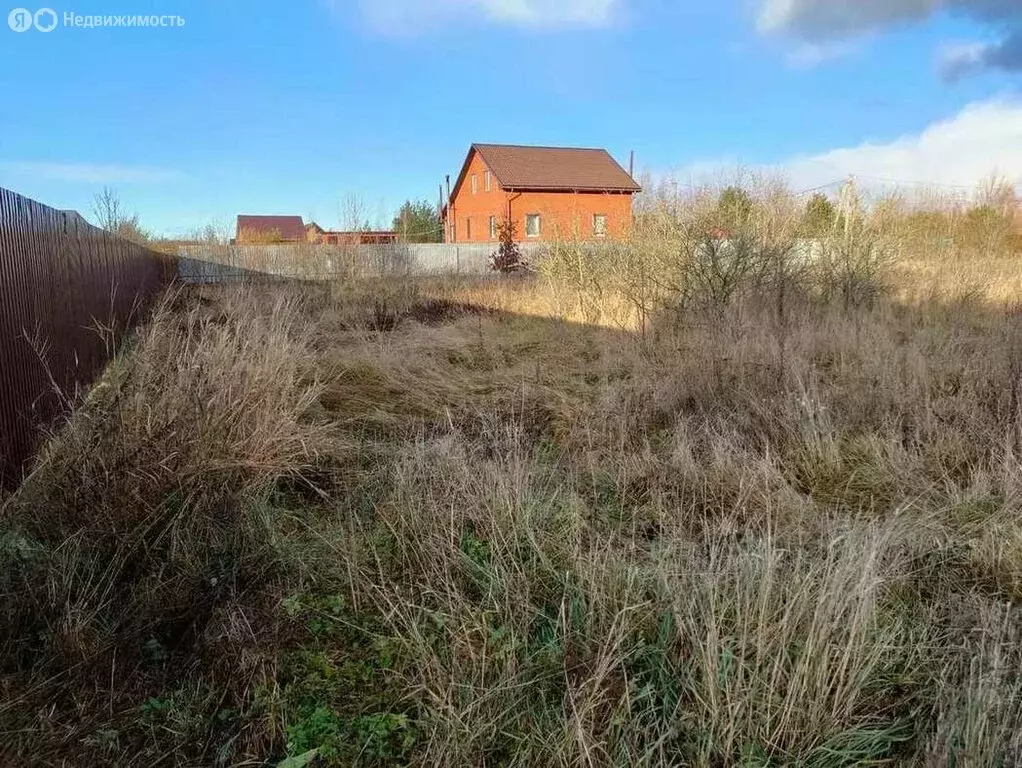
<box><xmin>1</xmin><ymin>185</ymin><xmax>1022</xmax><ymax>766</ymax></box>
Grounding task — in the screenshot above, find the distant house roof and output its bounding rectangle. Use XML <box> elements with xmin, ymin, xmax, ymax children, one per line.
<box><xmin>236</xmin><ymin>215</ymin><xmax>306</xmax><ymax>241</ymax></box>
<box><xmin>456</xmin><ymin>144</ymin><xmax>642</xmax><ymax>195</ymax></box>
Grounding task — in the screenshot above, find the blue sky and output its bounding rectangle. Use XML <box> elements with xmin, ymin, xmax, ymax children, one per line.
<box><xmin>0</xmin><ymin>0</ymin><xmax>1019</xmax><ymax>236</ymax></box>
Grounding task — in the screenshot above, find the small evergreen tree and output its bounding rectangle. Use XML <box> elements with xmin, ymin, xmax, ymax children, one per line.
<box><xmin>490</xmin><ymin>218</ymin><xmax>527</xmax><ymax>273</ymax></box>
<box><xmin>801</xmin><ymin>193</ymin><xmax>838</xmax><ymax>236</ymax></box>
<box><xmin>717</xmin><ymin>186</ymin><xmax>754</xmax><ymax>226</ymax></box>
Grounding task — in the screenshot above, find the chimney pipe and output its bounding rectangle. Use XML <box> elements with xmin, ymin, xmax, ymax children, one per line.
<box><xmin>629</xmin><ymin>150</ymin><xmax>635</xmax><ymax>179</ymax></box>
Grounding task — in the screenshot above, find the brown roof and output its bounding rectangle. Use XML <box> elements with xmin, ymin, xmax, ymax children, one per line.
<box><xmin>236</xmin><ymin>215</ymin><xmax>306</xmax><ymax>241</ymax></box>
<box><xmin>458</xmin><ymin>144</ymin><xmax>641</xmax><ymax>194</ymax></box>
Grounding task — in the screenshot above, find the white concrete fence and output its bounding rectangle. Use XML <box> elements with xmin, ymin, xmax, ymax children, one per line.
<box><xmin>177</xmin><ymin>242</ymin><xmax>548</xmax><ymax>283</ymax></box>
<box><xmin>175</xmin><ymin>239</ymin><xmax>833</xmax><ymax>284</ymax></box>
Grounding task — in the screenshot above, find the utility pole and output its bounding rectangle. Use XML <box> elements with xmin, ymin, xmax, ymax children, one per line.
<box><xmin>445</xmin><ymin>175</ymin><xmax>452</xmax><ymax>243</ymax></box>
<box><xmin>439</xmin><ymin>183</ymin><xmax>445</xmax><ymax>243</ymax></box>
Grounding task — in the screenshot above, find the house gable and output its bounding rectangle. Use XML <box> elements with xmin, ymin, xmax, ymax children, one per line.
<box><xmin>450</xmin><ymin>146</ymin><xmax>495</xmax><ymax>201</ymax></box>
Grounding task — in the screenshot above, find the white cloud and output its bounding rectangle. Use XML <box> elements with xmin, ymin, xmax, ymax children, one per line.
<box><xmin>0</xmin><ymin>161</ymin><xmax>184</xmax><ymax>185</ymax></box>
<box><xmin>665</xmin><ymin>100</ymin><xmax>1022</xmax><ymax>197</ymax></box>
<box><xmin>343</xmin><ymin>0</ymin><xmax>620</xmax><ymax>30</ymax></box>
<box><xmin>756</xmin><ymin>0</ymin><xmax>1022</xmax><ymax>75</ymax></box>
<box><xmin>779</xmin><ymin>100</ymin><xmax>1022</xmax><ymax>192</ymax></box>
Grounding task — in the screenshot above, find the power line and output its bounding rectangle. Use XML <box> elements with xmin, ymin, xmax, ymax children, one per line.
<box><xmin>851</xmin><ymin>174</ymin><xmax>979</xmax><ymax>191</ymax></box>
<box><xmin>793</xmin><ymin>179</ymin><xmax>848</xmax><ymax>196</ymax></box>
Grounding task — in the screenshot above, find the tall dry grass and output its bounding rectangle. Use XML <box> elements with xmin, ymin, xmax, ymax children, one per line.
<box><xmin>1</xmin><ymin>178</ymin><xmax>1021</xmax><ymax>765</ymax></box>
<box><xmin>0</xmin><ymin>284</ymin><xmax>333</xmax><ymax>762</ymax></box>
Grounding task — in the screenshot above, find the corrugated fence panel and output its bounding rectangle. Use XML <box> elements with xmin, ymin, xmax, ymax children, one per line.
<box><xmin>0</xmin><ymin>187</ymin><xmax>177</xmax><ymax>488</ymax></box>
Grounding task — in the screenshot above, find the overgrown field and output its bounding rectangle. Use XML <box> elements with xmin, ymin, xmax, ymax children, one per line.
<box><xmin>3</xmin><ymin>195</ymin><xmax>1022</xmax><ymax>766</ymax></box>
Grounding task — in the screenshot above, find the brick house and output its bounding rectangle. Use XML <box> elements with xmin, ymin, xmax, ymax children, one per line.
<box><xmin>236</xmin><ymin>216</ymin><xmax>398</xmax><ymax>245</ymax></box>
<box><xmin>307</xmin><ymin>221</ymin><xmax>398</xmax><ymax>245</ymax></box>
<box><xmin>443</xmin><ymin>144</ymin><xmax>641</xmax><ymax>244</ymax></box>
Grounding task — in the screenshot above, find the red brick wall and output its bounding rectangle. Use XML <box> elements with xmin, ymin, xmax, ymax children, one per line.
<box><xmin>447</xmin><ymin>149</ymin><xmax>635</xmax><ymax>243</ymax></box>
<box><xmin>508</xmin><ymin>191</ymin><xmax>633</xmax><ymax>242</ymax></box>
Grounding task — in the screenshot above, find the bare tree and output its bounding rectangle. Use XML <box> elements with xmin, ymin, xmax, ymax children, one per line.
<box><xmin>977</xmin><ymin>174</ymin><xmax>1018</xmax><ymax>217</ymax></box>
<box><xmin>90</xmin><ymin>186</ymin><xmax>150</xmax><ymax>244</ymax></box>
<box><xmin>198</xmin><ymin>218</ymin><xmax>232</xmax><ymax>244</ymax></box>
<box><xmin>339</xmin><ymin>193</ymin><xmax>371</xmax><ymax>232</ymax></box>
<box><xmin>91</xmin><ymin>186</ymin><xmax>124</xmax><ymax>232</ymax></box>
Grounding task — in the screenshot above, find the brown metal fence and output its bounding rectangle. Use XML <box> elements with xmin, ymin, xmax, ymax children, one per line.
<box><xmin>0</xmin><ymin>187</ymin><xmax>177</xmax><ymax>488</ymax></box>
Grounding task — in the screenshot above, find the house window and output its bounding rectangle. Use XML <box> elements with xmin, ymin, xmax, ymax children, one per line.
<box><xmin>484</xmin><ymin>171</ymin><xmax>491</xmax><ymax>192</ymax></box>
<box><xmin>489</xmin><ymin>216</ymin><xmax>497</xmax><ymax>240</ymax></box>
<box><xmin>466</xmin><ymin>217</ymin><xmax>472</xmax><ymax>240</ymax></box>
<box><xmin>593</xmin><ymin>213</ymin><xmax>608</xmax><ymax>237</ymax></box>
<box><xmin>471</xmin><ymin>174</ymin><xmax>478</xmax><ymax>195</ymax></box>
<box><xmin>525</xmin><ymin>214</ymin><xmax>541</xmax><ymax>238</ymax></box>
